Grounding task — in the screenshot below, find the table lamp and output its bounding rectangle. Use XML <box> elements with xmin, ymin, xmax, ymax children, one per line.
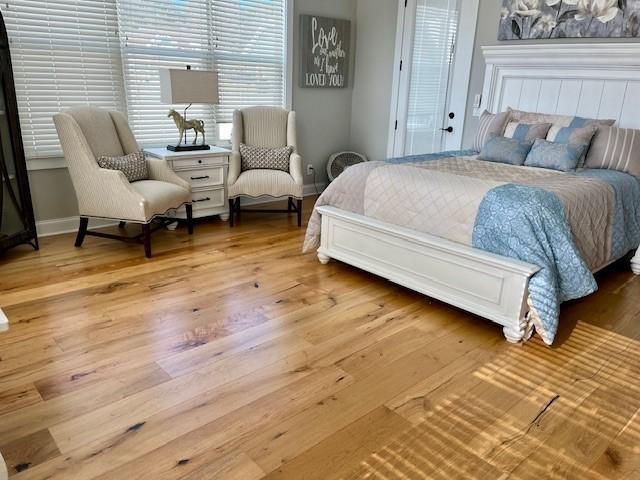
<box><xmin>159</xmin><ymin>66</ymin><xmax>219</xmax><ymax>151</ymax></box>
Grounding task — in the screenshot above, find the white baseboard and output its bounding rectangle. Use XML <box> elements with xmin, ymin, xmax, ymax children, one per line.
<box><xmin>35</xmin><ymin>183</ymin><xmax>327</xmax><ymax>238</ymax></box>
<box><xmin>36</xmin><ymin>217</ymin><xmax>118</xmax><ymax>238</ymax></box>
<box><xmin>0</xmin><ymin>308</ymin><xmax>8</xmax><ymax>332</ymax></box>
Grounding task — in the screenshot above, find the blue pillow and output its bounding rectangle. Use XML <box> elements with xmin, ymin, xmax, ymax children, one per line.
<box><xmin>524</xmin><ymin>138</ymin><xmax>587</xmax><ymax>172</ymax></box>
<box><xmin>478</xmin><ymin>135</ymin><xmax>533</xmax><ymax>166</ymax></box>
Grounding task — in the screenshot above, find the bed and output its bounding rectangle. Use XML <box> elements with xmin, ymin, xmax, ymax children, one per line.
<box><xmin>304</xmin><ymin>44</ymin><xmax>640</xmax><ymax>345</ymax></box>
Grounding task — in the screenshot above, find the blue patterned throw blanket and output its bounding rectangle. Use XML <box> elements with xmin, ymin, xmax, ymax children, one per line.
<box><xmin>304</xmin><ymin>151</ymin><xmax>640</xmax><ymax>344</ymax></box>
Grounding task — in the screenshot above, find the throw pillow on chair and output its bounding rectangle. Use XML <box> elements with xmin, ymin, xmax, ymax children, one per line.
<box><xmin>240</xmin><ymin>143</ymin><xmax>293</xmax><ymax>172</ymax></box>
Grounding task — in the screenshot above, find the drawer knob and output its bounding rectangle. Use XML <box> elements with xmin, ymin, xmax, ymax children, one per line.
<box><xmin>193</xmin><ymin>197</ymin><xmax>211</xmax><ymax>203</ymax></box>
<box><xmin>198</xmin><ymin>159</ymin><xmax>202</xmax><ymax>164</ymax></box>
<box><xmin>190</xmin><ymin>175</ymin><xmax>210</xmax><ymax>180</ymax></box>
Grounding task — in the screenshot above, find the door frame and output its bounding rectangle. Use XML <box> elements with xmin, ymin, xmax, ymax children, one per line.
<box><xmin>386</xmin><ymin>0</ymin><xmax>479</xmax><ymax>158</ymax></box>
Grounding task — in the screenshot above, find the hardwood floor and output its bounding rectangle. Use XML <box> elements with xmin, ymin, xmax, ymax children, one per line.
<box><xmin>0</xmin><ymin>198</ymin><xmax>639</xmax><ymax>479</ymax></box>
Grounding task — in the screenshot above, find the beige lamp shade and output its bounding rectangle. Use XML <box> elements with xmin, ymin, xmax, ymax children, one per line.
<box><xmin>159</xmin><ymin>67</ymin><xmax>219</xmax><ymax>104</ymax></box>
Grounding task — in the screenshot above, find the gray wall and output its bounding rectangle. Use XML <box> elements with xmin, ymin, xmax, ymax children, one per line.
<box><xmin>28</xmin><ymin>168</ymin><xmax>79</xmax><ymax>221</ymax></box>
<box><xmin>293</xmin><ymin>0</ymin><xmax>357</xmax><ymax>185</ymax></box>
<box><xmin>349</xmin><ymin>0</ymin><xmax>398</xmax><ymax>161</ymax></box>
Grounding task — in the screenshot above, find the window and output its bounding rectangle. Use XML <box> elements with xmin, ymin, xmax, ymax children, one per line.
<box><xmin>117</xmin><ymin>0</ymin><xmax>215</xmax><ymax>147</ymax></box>
<box><xmin>2</xmin><ymin>0</ymin><xmax>288</xmax><ymax>159</ymax></box>
<box><xmin>3</xmin><ymin>0</ymin><xmax>126</xmax><ymax>158</ymax></box>
<box><xmin>211</xmin><ymin>0</ymin><xmax>287</xmax><ymax>138</ymax></box>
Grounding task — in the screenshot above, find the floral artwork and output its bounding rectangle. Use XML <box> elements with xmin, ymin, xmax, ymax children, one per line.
<box><xmin>499</xmin><ymin>0</ymin><xmax>640</xmax><ymax>39</ymax></box>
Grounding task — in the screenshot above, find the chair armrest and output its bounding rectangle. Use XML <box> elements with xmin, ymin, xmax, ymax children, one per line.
<box><xmin>81</xmin><ymin>168</ymin><xmax>149</xmax><ymax>221</ymax></box>
<box><xmin>290</xmin><ymin>152</ymin><xmax>303</xmax><ymax>185</ymax></box>
<box><xmin>228</xmin><ymin>150</ymin><xmax>241</xmax><ymax>186</ymax></box>
<box><xmin>146</xmin><ymin>157</ymin><xmax>190</xmax><ymax>191</ymax></box>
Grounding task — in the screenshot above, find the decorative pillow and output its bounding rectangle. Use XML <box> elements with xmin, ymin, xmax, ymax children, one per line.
<box><xmin>473</xmin><ymin>109</ymin><xmax>511</xmax><ymax>152</ymax></box>
<box><xmin>478</xmin><ymin>135</ymin><xmax>533</xmax><ymax>166</ymax></box>
<box><xmin>240</xmin><ymin>143</ymin><xmax>292</xmax><ymax>172</ymax></box>
<box><xmin>566</xmin><ymin>116</ymin><xmax>616</xmax><ymax>128</ymax></box>
<box><xmin>504</xmin><ymin>122</ymin><xmax>552</xmax><ymax>142</ymax></box>
<box><xmin>97</xmin><ymin>150</ymin><xmax>148</xmax><ymax>182</ymax></box>
<box><xmin>509</xmin><ymin>109</ymin><xmax>615</xmax><ymax>129</ymax></box>
<box><xmin>524</xmin><ymin>139</ymin><xmax>586</xmax><ymax>172</ymax></box>
<box><xmin>585</xmin><ymin>126</ymin><xmax>640</xmax><ymax>177</ymax></box>
<box><xmin>546</xmin><ymin>124</ymin><xmax>597</xmax><ymax>167</ymax></box>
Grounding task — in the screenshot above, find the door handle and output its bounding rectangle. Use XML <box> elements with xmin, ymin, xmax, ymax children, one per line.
<box><xmin>441</xmin><ymin>126</ymin><xmax>453</xmax><ymax>133</ymax></box>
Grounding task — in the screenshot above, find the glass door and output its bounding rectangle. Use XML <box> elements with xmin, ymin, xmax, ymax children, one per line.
<box><xmin>404</xmin><ymin>0</ymin><xmax>459</xmax><ymax>155</ymax></box>
<box><xmin>388</xmin><ymin>0</ymin><xmax>478</xmax><ymax>158</ymax></box>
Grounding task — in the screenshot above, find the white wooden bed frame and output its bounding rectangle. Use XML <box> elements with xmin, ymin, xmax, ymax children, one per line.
<box><xmin>317</xmin><ymin>44</ymin><xmax>640</xmax><ymax>343</ymax></box>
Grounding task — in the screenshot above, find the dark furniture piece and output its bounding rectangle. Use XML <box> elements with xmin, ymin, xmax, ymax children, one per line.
<box><xmin>0</xmin><ymin>11</ymin><xmax>38</xmax><ymax>254</ymax></box>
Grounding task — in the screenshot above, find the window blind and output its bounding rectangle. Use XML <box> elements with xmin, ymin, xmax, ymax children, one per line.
<box><xmin>3</xmin><ymin>0</ymin><xmax>288</xmax><ymax>157</ymax></box>
<box><xmin>404</xmin><ymin>0</ymin><xmax>459</xmax><ymax>155</ymax></box>
<box><xmin>211</xmin><ymin>0</ymin><xmax>287</xmax><ymax>124</ymax></box>
<box><xmin>116</xmin><ymin>0</ymin><xmax>216</xmax><ymax>147</ymax></box>
<box><xmin>2</xmin><ymin>0</ymin><xmax>126</xmax><ymax>158</ymax></box>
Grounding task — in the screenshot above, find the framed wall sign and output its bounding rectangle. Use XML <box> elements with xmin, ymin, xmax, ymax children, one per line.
<box><xmin>299</xmin><ymin>14</ymin><xmax>351</xmax><ymax>88</ymax></box>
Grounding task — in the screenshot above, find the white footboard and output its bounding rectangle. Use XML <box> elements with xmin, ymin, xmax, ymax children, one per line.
<box><xmin>631</xmin><ymin>248</ymin><xmax>640</xmax><ymax>275</ymax></box>
<box><xmin>0</xmin><ymin>308</ymin><xmax>8</xmax><ymax>332</ymax></box>
<box><xmin>316</xmin><ymin>206</ymin><xmax>540</xmax><ymax>342</ymax></box>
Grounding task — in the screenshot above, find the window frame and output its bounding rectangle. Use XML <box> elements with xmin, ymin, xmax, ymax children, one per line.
<box><xmin>2</xmin><ymin>0</ymin><xmax>293</xmax><ymax>169</ymax></box>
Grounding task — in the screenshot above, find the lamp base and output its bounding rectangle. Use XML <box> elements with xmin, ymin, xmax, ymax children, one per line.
<box><xmin>167</xmin><ymin>144</ymin><xmax>211</xmax><ymax>152</ymax></box>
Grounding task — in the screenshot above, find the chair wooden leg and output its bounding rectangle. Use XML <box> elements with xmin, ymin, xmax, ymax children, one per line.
<box><xmin>288</xmin><ymin>197</ymin><xmax>293</xmax><ymax>212</ymax></box>
<box><xmin>297</xmin><ymin>199</ymin><xmax>302</xmax><ymax>227</ymax></box>
<box><xmin>75</xmin><ymin>217</ymin><xmax>89</xmax><ymax>247</ymax></box>
<box><xmin>186</xmin><ymin>204</ymin><xmax>194</xmax><ymax>234</ymax></box>
<box><xmin>235</xmin><ymin>197</ymin><xmax>241</xmax><ymax>219</ymax></box>
<box><xmin>118</xmin><ymin>221</ymin><xmax>126</xmax><ymax>229</ymax></box>
<box><xmin>142</xmin><ymin>224</ymin><xmax>152</xmax><ymax>258</ymax></box>
<box><xmin>228</xmin><ymin>199</ymin><xmax>235</xmax><ymax>227</ymax></box>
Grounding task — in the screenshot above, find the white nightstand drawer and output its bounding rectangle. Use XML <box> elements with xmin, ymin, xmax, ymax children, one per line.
<box><xmin>171</xmin><ymin>156</ymin><xmax>226</xmax><ymax>170</ymax></box>
<box><xmin>189</xmin><ymin>188</ymin><xmax>226</xmax><ymax>211</ymax></box>
<box><xmin>144</xmin><ymin>147</ymin><xmax>230</xmax><ymax>221</ymax></box>
<box><xmin>176</xmin><ymin>167</ymin><xmax>225</xmax><ymax>188</ymax></box>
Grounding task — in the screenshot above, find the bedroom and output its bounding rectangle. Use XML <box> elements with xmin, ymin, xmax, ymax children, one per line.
<box><xmin>0</xmin><ymin>0</ymin><xmax>639</xmax><ymax>478</ymax></box>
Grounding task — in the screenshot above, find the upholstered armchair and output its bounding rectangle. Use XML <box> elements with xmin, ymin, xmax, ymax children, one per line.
<box><xmin>228</xmin><ymin>106</ymin><xmax>304</xmax><ymax>226</ymax></box>
<box><xmin>53</xmin><ymin>106</ymin><xmax>193</xmax><ymax>258</ymax></box>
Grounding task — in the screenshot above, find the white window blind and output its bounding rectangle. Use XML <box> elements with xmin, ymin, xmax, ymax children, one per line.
<box><xmin>3</xmin><ymin>0</ymin><xmax>288</xmax><ymax>158</ymax></box>
<box><xmin>3</xmin><ymin>0</ymin><xmax>126</xmax><ymax>158</ymax></box>
<box><xmin>404</xmin><ymin>0</ymin><xmax>460</xmax><ymax>155</ymax></box>
<box><xmin>211</xmin><ymin>0</ymin><xmax>287</xmax><ymax>125</ymax></box>
<box><xmin>117</xmin><ymin>0</ymin><xmax>216</xmax><ymax>147</ymax></box>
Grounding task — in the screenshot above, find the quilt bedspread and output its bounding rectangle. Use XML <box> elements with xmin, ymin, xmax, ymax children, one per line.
<box><xmin>303</xmin><ymin>151</ymin><xmax>640</xmax><ymax>345</ymax></box>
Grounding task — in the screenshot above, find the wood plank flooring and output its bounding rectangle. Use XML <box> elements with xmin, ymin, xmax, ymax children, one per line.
<box><xmin>1</xmin><ymin>198</ymin><xmax>639</xmax><ymax>479</ymax></box>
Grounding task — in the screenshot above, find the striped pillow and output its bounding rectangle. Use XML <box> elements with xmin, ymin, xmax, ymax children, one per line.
<box><xmin>585</xmin><ymin>127</ymin><xmax>640</xmax><ymax>177</ymax></box>
<box><xmin>473</xmin><ymin>109</ymin><xmax>510</xmax><ymax>152</ymax></box>
<box><xmin>504</xmin><ymin>122</ymin><xmax>552</xmax><ymax>142</ymax></box>
<box><xmin>546</xmin><ymin>125</ymin><xmax>597</xmax><ymax>167</ymax></box>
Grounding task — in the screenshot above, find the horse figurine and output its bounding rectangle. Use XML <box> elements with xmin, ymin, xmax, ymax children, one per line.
<box><xmin>168</xmin><ymin>109</ymin><xmax>206</xmax><ymax>146</ymax></box>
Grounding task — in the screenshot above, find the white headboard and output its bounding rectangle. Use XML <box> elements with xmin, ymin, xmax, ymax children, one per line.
<box><xmin>480</xmin><ymin>44</ymin><xmax>640</xmax><ymax>129</ymax></box>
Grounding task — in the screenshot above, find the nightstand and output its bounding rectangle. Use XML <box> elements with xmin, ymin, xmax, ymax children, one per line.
<box><xmin>145</xmin><ymin>147</ymin><xmax>231</xmax><ymax>222</ymax></box>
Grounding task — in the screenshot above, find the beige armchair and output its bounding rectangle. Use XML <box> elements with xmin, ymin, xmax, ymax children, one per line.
<box><xmin>228</xmin><ymin>106</ymin><xmax>304</xmax><ymax>226</ymax></box>
<box><xmin>53</xmin><ymin>106</ymin><xmax>192</xmax><ymax>258</ymax></box>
